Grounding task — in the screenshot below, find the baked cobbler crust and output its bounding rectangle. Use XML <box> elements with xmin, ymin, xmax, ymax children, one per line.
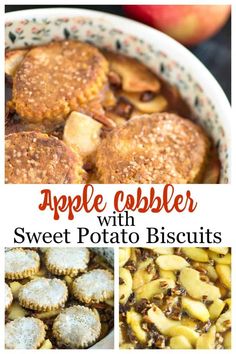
<box><xmin>5</xmin><ymin>131</ymin><xmax>86</xmax><ymax>184</ymax></box>
<box><xmin>5</xmin><ymin>317</ymin><xmax>46</xmax><ymax>349</ymax></box>
<box><xmin>12</xmin><ymin>40</ymin><xmax>108</xmax><ymax>123</ymax></box>
<box><xmin>5</xmin><ymin>42</ymin><xmax>220</xmax><ymax>184</ymax></box>
<box><xmin>96</xmin><ymin>113</ymin><xmax>210</xmax><ymax>183</ymax></box>
<box><xmin>73</xmin><ymin>269</ymin><xmax>114</xmax><ymax>303</ymax></box>
<box><xmin>53</xmin><ymin>305</ymin><xmax>101</xmax><ymax>348</ymax></box>
<box><xmin>5</xmin><ymin>248</ymin><xmax>40</xmax><ymax>279</ymax></box>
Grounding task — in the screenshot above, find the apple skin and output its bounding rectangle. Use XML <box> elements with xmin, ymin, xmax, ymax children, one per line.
<box><xmin>123</xmin><ymin>5</ymin><xmax>231</xmax><ymax>46</ymax></box>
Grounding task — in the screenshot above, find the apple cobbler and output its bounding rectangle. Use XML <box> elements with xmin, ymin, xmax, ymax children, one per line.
<box><xmin>119</xmin><ymin>247</ymin><xmax>231</xmax><ymax>349</ymax></box>
<box><xmin>5</xmin><ymin>40</ymin><xmax>220</xmax><ymax>184</ymax></box>
<box><xmin>5</xmin><ymin>248</ymin><xmax>114</xmax><ymax>349</ymax></box>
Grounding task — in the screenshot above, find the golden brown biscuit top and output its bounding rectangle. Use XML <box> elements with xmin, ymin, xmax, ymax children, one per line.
<box><xmin>12</xmin><ymin>40</ymin><xmax>108</xmax><ymax>122</ymax></box>
<box><xmin>96</xmin><ymin>113</ymin><xmax>210</xmax><ymax>184</ymax></box>
<box><xmin>5</xmin><ymin>131</ymin><xmax>85</xmax><ymax>184</ymax></box>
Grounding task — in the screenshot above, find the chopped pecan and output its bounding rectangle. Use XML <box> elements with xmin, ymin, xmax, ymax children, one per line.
<box><xmin>124</xmin><ymin>260</ymin><xmax>137</xmax><ymax>273</ymax></box>
<box><xmin>134</xmin><ymin>299</ymin><xmax>151</xmax><ymax>314</ymax></box>
<box><xmin>194</xmin><ymin>265</ymin><xmax>208</xmax><ymax>274</ymax></box>
<box><xmin>200</xmin><ymin>274</ymin><xmax>210</xmax><ymax>282</ymax></box>
<box><xmin>140</xmin><ymin>91</ymin><xmax>156</xmax><ymax>102</ymax></box>
<box><xmin>146</xmin><ymin>263</ymin><xmax>154</xmax><ymax>273</ymax></box>
<box><xmin>126</xmin><ymin>292</ymin><xmax>135</xmax><ymax>306</ymax></box>
<box><xmin>155</xmin><ymin>335</ymin><xmax>165</xmax><ymax>349</ymax></box>
<box><xmin>108</xmin><ymin>70</ymin><xmax>122</xmax><ymax>88</ymax></box>
<box><xmin>198</xmin><ymin>319</ymin><xmax>211</xmax><ymax>333</ymax></box>
<box><xmin>223</xmin><ymin>319</ymin><xmax>231</xmax><ymax>328</ymax></box>
<box><xmin>160</xmin><ymin>280</ymin><xmax>169</xmax><ymax>289</ymax></box>
<box><xmin>114</xmin><ymin>96</ymin><xmax>133</xmax><ymax>119</ymax></box>
<box><xmin>119</xmin><ymin>277</ymin><xmax>125</xmax><ymax>285</ymax></box>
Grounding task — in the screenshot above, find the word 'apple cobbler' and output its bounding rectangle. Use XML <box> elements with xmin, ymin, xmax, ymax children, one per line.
<box><xmin>119</xmin><ymin>247</ymin><xmax>231</xmax><ymax>349</ymax></box>
<box><xmin>5</xmin><ymin>40</ymin><xmax>220</xmax><ymax>184</ymax></box>
<box><xmin>5</xmin><ymin>247</ymin><xmax>114</xmax><ymax>349</ymax></box>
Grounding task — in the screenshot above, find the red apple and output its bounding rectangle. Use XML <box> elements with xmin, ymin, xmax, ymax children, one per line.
<box><xmin>123</xmin><ymin>5</ymin><xmax>231</xmax><ymax>46</ymax></box>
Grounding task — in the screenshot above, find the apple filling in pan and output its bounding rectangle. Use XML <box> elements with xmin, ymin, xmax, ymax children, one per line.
<box><xmin>5</xmin><ymin>40</ymin><xmax>220</xmax><ymax>184</ymax></box>
<box><xmin>119</xmin><ymin>247</ymin><xmax>231</xmax><ymax>349</ymax></box>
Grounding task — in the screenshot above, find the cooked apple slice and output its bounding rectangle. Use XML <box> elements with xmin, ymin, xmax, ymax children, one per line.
<box><xmin>120</xmin><ymin>343</ymin><xmax>135</xmax><ymax>349</ymax></box>
<box><xmin>156</xmin><ymin>255</ymin><xmax>189</xmax><ymax>271</ymax></box>
<box><xmin>63</xmin><ymin>111</ymin><xmax>102</xmax><ymax>159</ymax></box>
<box><xmin>224</xmin><ymin>331</ymin><xmax>231</xmax><ymax>349</ymax></box>
<box><xmin>132</xmin><ymin>268</ymin><xmax>154</xmax><ymax>290</ymax></box>
<box><xmin>217</xmin><ymin>280</ymin><xmax>228</xmax><ymax>298</ymax></box>
<box><xmin>182</xmin><ymin>297</ymin><xmax>210</xmax><ymax>322</ymax></box>
<box><xmin>147</xmin><ymin>305</ymin><xmax>181</xmax><ymax>336</ymax></box>
<box><xmin>35</xmin><ymin>309</ymin><xmax>60</xmax><ymax>319</ymax></box>
<box><xmin>197</xmin><ymin>263</ymin><xmax>218</xmax><ymax>281</ymax></box>
<box><xmin>119</xmin><ymin>248</ymin><xmax>131</xmax><ymax>267</ymax></box>
<box><xmin>126</xmin><ymin>310</ymin><xmax>147</xmax><ymax>343</ymax></box>
<box><xmin>209</xmin><ymin>247</ymin><xmax>229</xmax><ymax>255</ymax></box>
<box><xmin>137</xmin><ymin>258</ymin><xmax>152</xmax><ymax>270</ymax></box>
<box><xmin>215</xmin><ymin>264</ymin><xmax>231</xmax><ymax>289</ymax></box>
<box><xmin>8</xmin><ymin>302</ymin><xmax>28</xmax><ymax>320</ymax></box>
<box><xmin>150</xmin><ymin>247</ymin><xmax>174</xmax><ymax>255</ymax></box>
<box><xmin>119</xmin><ymin>267</ymin><xmax>132</xmax><ymax>304</ymax></box>
<box><xmin>208</xmin><ymin>251</ymin><xmax>231</xmax><ymax>265</ymax></box>
<box><xmin>106</xmin><ymin>111</ymin><xmax>126</xmax><ymax>127</ymax></box>
<box><xmin>159</xmin><ymin>269</ymin><xmax>176</xmax><ymax>281</ymax></box>
<box><xmin>168</xmin><ymin>326</ymin><xmax>199</xmax><ymax>345</ymax></box>
<box><xmin>182</xmin><ymin>247</ymin><xmax>209</xmax><ymax>262</ymax></box>
<box><xmin>209</xmin><ymin>299</ymin><xmax>225</xmax><ymax>320</ymax></box>
<box><xmin>135</xmin><ymin>278</ymin><xmax>175</xmax><ymax>301</ymax></box>
<box><xmin>196</xmin><ymin>325</ymin><xmax>216</xmax><ymax>349</ymax></box>
<box><xmin>179</xmin><ymin>268</ymin><xmax>221</xmax><ymax>300</ymax></box>
<box><xmin>9</xmin><ymin>281</ymin><xmax>22</xmax><ymax>299</ymax></box>
<box><xmin>216</xmin><ymin>310</ymin><xmax>231</xmax><ymax>332</ymax></box>
<box><xmin>40</xmin><ymin>339</ymin><xmax>53</xmax><ymax>349</ymax></box>
<box><xmin>104</xmin><ymin>51</ymin><xmax>161</xmax><ymax>92</ymax></box>
<box><xmin>170</xmin><ymin>336</ymin><xmax>192</xmax><ymax>349</ymax></box>
<box><xmin>5</xmin><ymin>49</ymin><xmax>28</xmax><ymax>76</ymax></box>
<box><xmin>181</xmin><ymin>318</ymin><xmax>197</xmax><ymax>330</ymax></box>
<box><xmin>122</xmin><ymin>92</ymin><xmax>168</xmax><ymax>113</ymax></box>
<box><xmin>224</xmin><ymin>298</ymin><xmax>231</xmax><ymax>309</ymax></box>
<box><xmin>64</xmin><ymin>275</ymin><xmax>73</xmax><ymax>287</ymax></box>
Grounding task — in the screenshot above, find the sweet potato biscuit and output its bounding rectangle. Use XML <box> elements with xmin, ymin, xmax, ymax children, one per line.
<box><xmin>19</xmin><ymin>278</ymin><xmax>68</xmax><ymax>312</ymax></box>
<box><xmin>72</xmin><ymin>269</ymin><xmax>114</xmax><ymax>303</ymax></box>
<box><xmin>12</xmin><ymin>40</ymin><xmax>108</xmax><ymax>122</ymax></box>
<box><xmin>5</xmin><ymin>317</ymin><xmax>46</xmax><ymax>349</ymax></box>
<box><xmin>5</xmin><ymin>131</ymin><xmax>86</xmax><ymax>184</ymax></box>
<box><xmin>5</xmin><ymin>283</ymin><xmax>13</xmax><ymax>311</ymax></box>
<box><xmin>45</xmin><ymin>247</ymin><xmax>90</xmax><ymax>276</ymax></box>
<box><xmin>96</xmin><ymin>113</ymin><xmax>210</xmax><ymax>183</ymax></box>
<box><xmin>53</xmin><ymin>305</ymin><xmax>101</xmax><ymax>348</ymax></box>
<box><xmin>5</xmin><ymin>248</ymin><xmax>40</xmax><ymax>280</ymax></box>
